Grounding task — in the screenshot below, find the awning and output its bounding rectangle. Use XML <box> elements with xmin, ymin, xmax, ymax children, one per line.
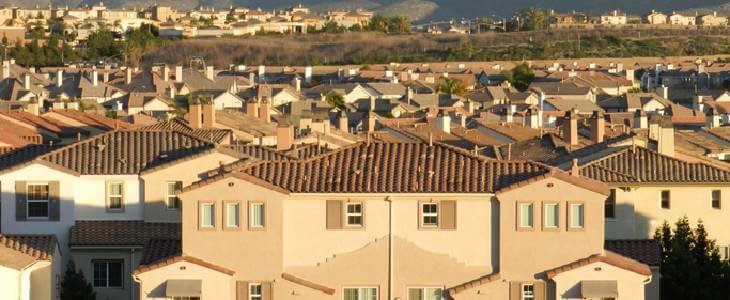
<box><xmin>166</xmin><ymin>279</ymin><xmax>202</xmax><ymax>297</ymax></box>
<box><xmin>581</xmin><ymin>280</ymin><xmax>618</xmax><ymax>298</ymax></box>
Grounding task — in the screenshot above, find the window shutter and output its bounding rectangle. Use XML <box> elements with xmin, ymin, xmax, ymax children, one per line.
<box><xmin>15</xmin><ymin>181</ymin><xmax>27</xmax><ymax>221</ymax></box>
<box><xmin>509</xmin><ymin>282</ymin><xmax>521</xmax><ymax>300</ymax></box>
<box><xmin>49</xmin><ymin>181</ymin><xmax>60</xmax><ymax>221</ymax></box>
<box><xmin>262</xmin><ymin>281</ymin><xmax>273</xmax><ymax>299</ymax></box>
<box><xmin>534</xmin><ymin>281</ymin><xmax>546</xmax><ymax>300</ymax></box>
<box><xmin>440</xmin><ymin>200</ymin><xmax>457</xmax><ymax>229</ymax></box>
<box><xmin>236</xmin><ymin>281</ymin><xmax>249</xmax><ymax>300</ymax></box>
<box><xmin>326</xmin><ymin>200</ymin><xmax>343</xmax><ymax>229</ymax></box>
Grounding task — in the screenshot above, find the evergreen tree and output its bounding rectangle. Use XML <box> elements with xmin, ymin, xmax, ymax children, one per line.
<box><xmin>60</xmin><ymin>260</ymin><xmax>96</xmax><ymax>300</ymax></box>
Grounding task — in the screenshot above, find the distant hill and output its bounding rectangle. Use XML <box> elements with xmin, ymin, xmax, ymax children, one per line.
<box><xmin>8</xmin><ymin>0</ymin><xmax>730</xmax><ymax>21</ymax></box>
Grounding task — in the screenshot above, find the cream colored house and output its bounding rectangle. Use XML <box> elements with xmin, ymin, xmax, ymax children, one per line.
<box><xmin>645</xmin><ymin>10</ymin><xmax>668</xmax><ymax>24</ymax></box>
<box><xmin>601</xmin><ymin>10</ymin><xmax>628</xmax><ymax>25</ymax></box>
<box><xmin>133</xmin><ymin>142</ymin><xmax>655</xmax><ymax>300</ymax></box>
<box><xmin>0</xmin><ymin>235</ymin><xmax>61</xmax><ymax>300</ymax></box>
<box><xmin>669</xmin><ymin>13</ymin><xmax>696</xmax><ymax>25</ymax></box>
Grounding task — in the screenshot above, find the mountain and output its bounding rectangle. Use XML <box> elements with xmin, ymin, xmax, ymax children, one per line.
<box><xmin>8</xmin><ymin>0</ymin><xmax>730</xmax><ymax>21</ymax></box>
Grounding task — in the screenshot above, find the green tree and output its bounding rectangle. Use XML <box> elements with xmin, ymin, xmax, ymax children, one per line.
<box><xmin>387</xmin><ymin>16</ymin><xmax>411</xmax><ymax>33</ymax></box>
<box><xmin>86</xmin><ymin>30</ymin><xmax>121</xmax><ymax>61</ymax></box>
<box><xmin>325</xmin><ymin>92</ymin><xmax>345</xmax><ymax>109</ymax></box>
<box><xmin>368</xmin><ymin>15</ymin><xmax>389</xmax><ymax>32</ymax></box>
<box><xmin>515</xmin><ymin>8</ymin><xmax>549</xmax><ymax>31</ymax></box>
<box><xmin>503</xmin><ymin>63</ymin><xmax>534</xmax><ymax>91</ymax></box>
<box><xmin>437</xmin><ymin>77</ymin><xmax>466</xmax><ymax>96</ymax></box>
<box><xmin>60</xmin><ymin>260</ymin><xmax>96</xmax><ymax>300</ymax></box>
<box><xmin>322</xmin><ymin>21</ymin><xmax>344</xmax><ymax>33</ymax></box>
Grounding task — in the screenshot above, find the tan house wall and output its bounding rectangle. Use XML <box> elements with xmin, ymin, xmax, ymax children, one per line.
<box><xmin>29</xmin><ymin>262</ymin><xmax>53</xmax><ymax>300</ymax></box>
<box><xmin>135</xmin><ymin>261</ymin><xmax>234</xmax><ymax>300</ymax></box>
<box><xmin>72</xmin><ymin>248</ymin><xmax>141</xmax><ymax>300</ymax></box>
<box><xmin>497</xmin><ymin>177</ymin><xmax>606</xmax><ymax>281</ymax></box>
<box><xmin>141</xmin><ymin>152</ymin><xmax>238</xmax><ymax>222</ymax></box>
<box><xmin>0</xmin><ymin>265</ymin><xmax>21</xmax><ymax>300</ymax></box>
<box><xmin>551</xmin><ymin>261</ymin><xmax>650</xmax><ymax>300</ymax></box>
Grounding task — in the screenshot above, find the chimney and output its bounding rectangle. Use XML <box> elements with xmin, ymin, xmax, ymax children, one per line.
<box><xmin>188</xmin><ymin>103</ymin><xmax>202</xmax><ymax>129</ymax></box>
<box><xmin>706</xmin><ymin>108</ymin><xmax>721</xmax><ymax>128</ymax></box>
<box><xmin>202</xmin><ymin>103</ymin><xmax>215</xmax><ymax>127</ymax></box>
<box><xmin>656</xmin><ymin>85</ymin><xmax>668</xmax><ymax>99</ymax></box>
<box><xmin>563</xmin><ymin>108</ymin><xmax>579</xmax><ymax>146</ymax></box>
<box><xmin>175</xmin><ymin>66</ymin><xmax>183</xmax><ymax>82</ymax></box>
<box><xmin>693</xmin><ymin>95</ymin><xmax>705</xmax><ymax>112</ymax></box>
<box><xmin>246</xmin><ymin>99</ymin><xmax>260</xmax><ymax>118</ymax></box>
<box><xmin>589</xmin><ymin>110</ymin><xmax>605</xmax><ymax>143</ymax></box>
<box><xmin>249</xmin><ymin>72</ymin><xmax>255</xmax><ymax>85</ymax></box>
<box><xmin>102</xmin><ymin>71</ymin><xmax>109</xmax><ymax>83</ymax></box>
<box><xmin>92</xmin><ymin>69</ymin><xmax>98</xmax><ymax>86</ymax></box>
<box><xmin>633</xmin><ymin>109</ymin><xmax>648</xmax><ymax>129</ymax></box>
<box><xmin>657</xmin><ymin>116</ymin><xmax>674</xmax><ymax>157</ymax></box>
<box><xmin>258</xmin><ymin>65</ymin><xmax>265</xmax><ymax>78</ymax></box>
<box><xmin>206</xmin><ymin>66</ymin><xmax>215</xmax><ymax>81</ymax></box>
<box><xmin>258</xmin><ymin>99</ymin><xmax>270</xmax><ymax>123</ymax></box>
<box><xmin>406</xmin><ymin>87</ymin><xmax>413</xmax><ymax>104</ymax></box>
<box><xmin>56</xmin><ymin>70</ymin><xmax>63</xmax><ymax>87</ymax></box>
<box><xmin>276</xmin><ymin>122</ymin><xmax>294</xmax><ymax>151</ymax></box>
<box><xmin>526</xmin><ymin>108</ymin><xmax>540</xmax><ymax>129</ymax></box>
<box><xmin>570</xmin><ymin>158</ymin><xmax>580</xmax><ymax>176</ymax></box>
<box><xmin>504</xmin><ymin>104</ymin><xmax>516</xmax><ymax>123</ymax></box>
<box><xmin>435</xmin><ymin>110</ymin><xmax>451</xmax><ymax>134</ymax></box>
<box><xmin>304</xmin><ymin>65</ymin><xmax>312</xmax><ymax>83</ymax></box>
<box><xmin>366</xmin><ymin>113</ymin><xmax>376</xmax><ymax>132</ymax></box>
<box><xmin>338</xmin><ymin>110</ymin><xmax>348</xmax><ymax>132</ymax></box>
<box><xmin>125</xmin><ymin>68</ymin><xmax>132</xmax><ymax>84</ymax></box>
<box><xmin>168</xmin><ymin>85</ymin><xmax>175</xmax><ymax>99</ymax></box>
<box><xmin>163</xmin><ymin>66</ymin><xmax>170</xmax><ymax>82</ymax></box>
<box><xmin>26</xmin><ymin>100</ymin><xmax>39</xmax><ymax>116</ymax></box>
<box><xmin>338</xmin><ymin>68</ymin><xmax>344</xmax><ymax>81</ymax></box>
<box><xmin>625</xmin><ymin>69</ymin><xmax>635</xmax><ymax>82</ymax></box>
<box><xmin>294</xmin><ymin>77</ymin><xmax>301</xmax><ymax>92</ymax></box>
<box><xmin>369</xmin><ymin>96</ymin><xmax>376</xmax><ymax>112</ymax></box>
<box><xmin>23</xmin><ymin>73</ymin><xmax>30</xmax><ymax>90</ymax></box>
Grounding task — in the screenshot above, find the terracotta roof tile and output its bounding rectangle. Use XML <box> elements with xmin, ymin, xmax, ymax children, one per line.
<box><xmin>70</xmin><ymin>221</ymin><xmax>180</xmax><ymax>246</ymax></box>
<box><xmin>133</xmin><ymin>255</ymin><xmax>235</xmax><ymax>276</ymax></box>
<box><xmin>139</xmin><ymin>118</ymin><xmax>232</xmax><ymax>144</ymax></box>
<box><xmin>605</xmin><ymin>239</ymin><xmax>661</xmax><ymax>267</ymax></box>
<box><xmin>139</xmin><ymin>239</ymin><xmax>181</xmax><ymax>265</ymax></box>
<box><xmin>0</xmin><ymin>234</ymin><xmax>57</xmax><ymax>270</ymax></box>
<box><xmin>281</xmin><ymin>273</ymin><xmax>336</xmax><ymax>295</ymax></box>
<box><xmin>546</xmin><ymin>250</ymin><xmax>652</xmax><ymax>279</ymax></box>
<box><xmin>447</xmin><ymin>273</ymin><xmax>500</xmax><ymax>296</ymax></box>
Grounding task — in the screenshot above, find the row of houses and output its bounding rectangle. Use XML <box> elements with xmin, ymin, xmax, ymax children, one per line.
<box><xmin>551</xmin><ymin>9</ymin><xmax>729</xmax><ymax>26</ymax></box>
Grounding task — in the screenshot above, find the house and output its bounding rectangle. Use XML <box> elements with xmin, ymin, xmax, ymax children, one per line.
<box><xmin>645</xmin><ymin>10</ymin><xmax>667</xmax><ymax>24</ymax></box>
<box><xmin>600</xmin><ymin>10</ymin><xmax>628</xmax><ymax>25</ymax></box>
<box><xmin>697</xmin><ymin>12</ymin><xmax>728</xmax><ymax>26</ymax></box>
<box><xmin>0</xmin><ymin>235</ymin><xmax>61</xmax><ymax>300</ymax></box>
<box><xmin>599</xmin><ymin>93</ymin><xmax>670</xmax><ymax>113</ymax></box>
<box><xmin>669</xmin><ymin>13</ymin><xmax>695</xmax><ymax>25</ymax></box>
<box><xmin>131</xmin><ymin>142</ymin><xmax>655</xmax><ymax>300</ymax></box>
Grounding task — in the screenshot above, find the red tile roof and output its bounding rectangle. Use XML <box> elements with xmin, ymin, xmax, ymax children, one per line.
<box><xmin>70</xmin><ymin>221</ymin><xmax>180</xmax><ymax>246</ymax></box>
<box><xmin>281</xmin><ymin>273</ymin><xmax>336</xmax><ymax>295</ymax></box>
<box><xmin>133</xmin><ymin>255</ymin><xmax>235</xmax><ymax>276</ymax></box>
<box><xmin>546</xmin><ymin>250</ymin><xmax>652</xmax><ymax>278</ymax></box>
<box><xmin>0</xmin><ymin>234</ymin><xmax>57</xmax><ymax>270</ymax></box>
<box><xmin>605</xmin><ymin>239</ymin><xmax>661</xmax><ymax>267</ymax></box>
<box><xmin>447</xmin><ymin>273</ymin><xmax>500</xmax><ymax>296</ymax></box>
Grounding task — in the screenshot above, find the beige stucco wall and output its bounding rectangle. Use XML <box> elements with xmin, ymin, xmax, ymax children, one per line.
<box><xmin>497</xmin><ymin>177</ymin><xmax>607</xmax><ymax>281</ymax></box>
<box><xmin>29</xmin><ymin>261</ymin><xmax>52</xmax><ymax>300</ymax></box>
<box><xmin>451</xmin><ymin>281</ymin><xmax>510</xmax><ymax>300</ymax></box>
<box><xmin>72</xmin><ymin>248</ymin><xmax>142</xmax><ymax>300</ymax></box>
<box><xmin>0</xmin><ymin>265</ymin><xmax>21</xmax><ymax>300</ymax></box>
<box><xmin>606</xmin><ymin>185</ymin><xmax>730</xmax><ymax>246</ymax></box>
<box><xmin>551</xmin><ymin>261</ymin><xmax>650</xmax><ymax>300</ymax></box>
<box><xmin>135</xmin><ymin>260</ymin><xmax>233</xmax><ymax>300</ymax></box>
<box><xmin>141</xmin><ymin>152</ymin><xmax>238</xmax><ymax>222</ymax></box>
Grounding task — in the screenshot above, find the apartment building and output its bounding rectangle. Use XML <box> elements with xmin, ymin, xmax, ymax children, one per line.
<box><xmin>132</xmin><ymin>142</ymin><xmax>654</xmax><ymax>300</ymax></box>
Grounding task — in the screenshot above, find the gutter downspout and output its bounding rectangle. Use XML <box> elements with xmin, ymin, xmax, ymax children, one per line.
<box><xmin>386</xmin><ymin>196</ymin><xmax>393</xmax><ymax>300</ymax></box>
<box><xmin>130</xmin><ymin>248</ymin><xmax>136</xmax><ymax>300</ymax></box>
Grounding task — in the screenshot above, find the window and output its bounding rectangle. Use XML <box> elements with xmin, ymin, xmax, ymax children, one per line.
<box><xmin>346</xmin><ymin>202</ymin><xmax>363</xmax><ymax>226</ymax></box>
<box><xmin>421</xmin><ymin>203</ymin><xmax>438</xmax><ymax>226</ymax></box>
<box><xmin>27</xmin><ymin>183</ymin><xmax>49</xmax><ymax>218</ymax></box>
<box><xmin>166</xmin><ymin>181</ymin><xmax>182</xmax><ymax>209</ymax></box>
<box><xmin>250</xmin><ymin>202</ymin><xmax>265</xmax><ymax>228</ymax></box>
<box><xmin>519</xmin><ymin>203</ymin><xmax>533</xmax><ymax>228</ymax></box>
<box><xmin>720</xmin><ymin>246</ymin><xmax>730</xmax><ymax>261</ymax></box>
<box><xmin>225</xmin><ymin>203</ymin><xmax>239</xmax><ymax>228</ymax></box>
<box><xmin>712</xmin><ymin>190</ymin><xmax>721</xmax><ymax>209</ymax></box>
<box><xmin>201</xmin><ymin>203</ymin><xmax>214</xmax><ymax>228</ymax></box>
<box><xmin>543</xmin><ymin>203</ymin><xmax>558</xmax><ymax>228</ymax></box>
<box><xmin>521</xmin><ymin>283</ymin><xmax>534</xmax><ymax>300</ymax></box>
<box><xmin>92</xmin><ymin>260</ymin><xmax>122</xmax><ymax>288</ymax></box>
<box><xmin>569</xmin><ymin>203</ymin><xmax>584</xmax><ymax>228</ymax></box>
<box><xmin>342</xmin><ymin>287</ymin><xmax>377</xmax><ymax>300</ymax></box>
<box><xmin>661</xmin><ymin>190</ymin><xmax>671</xmax><ymax>209</ymax></box>
<box><xmin>605</xmin><ymin>189</ymin><xmax>616</xmax><ymax>219</ymax></box>
<box><xmin>407</xmin><ymin>287</ymin><xmax>442</xmax><ymax>300</ymax></box>
<box><xmin>249</xmin><ymin>283</ymin><xmax>262</xmax><ymax>300</ymax></box>
<box><xmin>107</xmin><ymin>181</ymin><xmax>123</xmax><ymax>210</ymax></box>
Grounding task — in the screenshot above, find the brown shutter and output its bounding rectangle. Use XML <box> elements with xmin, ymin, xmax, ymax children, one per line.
<box><xmin>326</xmin><ymin>200</ymin><xmax>343</xmax><ymax>229</ymax></box>
<box><xmin>509</xmin><ymin>282</ymin><xmax>521</xmax><ymax>300</ymax></box>
<box><xmin>534</xmin><ymin>281</ymin><xmax>546</xmax><ymax>300</ymax></box>
<box><xmin>236</xmin><ymin>281</ymin><xmax>249</xmax><ymax>300</ymax></box>
<box><xmin>262</xmin><ymin>281</ymin><xmax>273</xmax><ymax>299</ymax></box>
<box><xmin>49</xmin><ymin>181</ymin><xmax>60</xmax><ymax>221</ymax></box>
<box><xmin>440</xmin><ymin>200</ymin><xmax>457</xmax><ymax>229</ymax></box>
<box><xmin>15</xmin><ymin>181</ymin><xmax>27</xmax><ymax>221</ymax></box>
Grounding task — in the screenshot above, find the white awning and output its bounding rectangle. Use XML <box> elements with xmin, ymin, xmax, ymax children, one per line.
<box><xmin>581</xmin><ymin>280</ymin><xmax>618</xmax><ymax>298</ymax></box>
<box><xmin>166</xmin><ymin>279</ymin><xmax>202</xmax><ymax>297</ymax></box>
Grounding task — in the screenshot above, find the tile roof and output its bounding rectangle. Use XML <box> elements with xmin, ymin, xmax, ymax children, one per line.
<box><xmin>579</xmin><ymin>146</ymin><xmax>730</xmax><ymax>183</ymax></box>
<box><xmin>447</xmin><ymin>273</ymin><xmax>500</xmax><ymax>296</ymax></box>
<box><xmin>224</xmin><ymin>144</ymin><xmax>296</xmax><ymax>160</ymax></box>
<box><xmin>139</xmin><ymin>118</ymin><xmax>232</xmax><ymax>144</ymax></box>
<box><xmin>133</xmin><ymin>255</ymin><xmax>235</xmax><ymax>276</ymax></box>
<box><xmin>233</xmin><ymin>142</ymin><xmax>551</xmax><ymax>194</ymax></box>
<box><xmin>605</xmin><ymin>239</ymin><xmax>661</xmax><ymax>267</ymax></box>
<box><xmin>281</xmin><ymin>273</ymin><xmax>336</xmax><ymax>295</ymax></box>
<box><xmin>0</xmin><ymin>234</ymin><xmax>57</xmax><ymax>270</ymax></box>
<box><xmin>546</xmin><ymin>251</ymin><xmax>652</xmax><ymax>278</ymax></box>
<box><xmin>139</xmin><ymin>239</ymin><xmax>181</xmax><ymax>265</ymax></box>
<box><xmin>69</xmin><ymin>221</ymin><xmax>181</xmax><ymax>246</ymax></box>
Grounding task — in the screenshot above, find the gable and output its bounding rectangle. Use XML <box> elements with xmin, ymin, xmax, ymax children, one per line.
<box><xmin>496</xmin><ymin>173</ymin><xmax>609</xmax><ymax>199</ymax></box>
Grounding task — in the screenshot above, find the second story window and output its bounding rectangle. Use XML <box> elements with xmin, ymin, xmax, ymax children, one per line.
<box><xmin>106</xmin><ymin>181</ymin><xmax>124</xmax><ymax>211</ymax></box>
<box><xmin>712</xmin><ymin>190</ymin><xmax>721</xmax><ymax>209</ymax></box>
<box><xmin>421</xmin><ymin>203</ymin><xmax>438</xmax><ymax>227</ymax></box>
<box><xmin>346</xmin><ymin>202</ymin><xmax>363</xmax><ymax>226</ymax></box>
<box><xmin>166</xmin><ymin>181</ymin><xmax>183</xmax><ymax>210</ymax></box>
<box><xmin>225</xmin><ymin>203</ymin><xmax>239</xmax><ymax>228</ymax></box>
<box><xmin>200</xmin><ymin>203</ymin><xmax>214</xmax><ymax>228</ymax></box>
<box><xmin>605</xmin><ymin>189</ymin><xmax>616</xmax><ymax>219</ymax></box>
<box><xmin>569</xmin><ymin>203</ymin><xmax>585</xmax><ymax>229</ymax></box>
<box><xmin>521</xmin><ymin>283</ymin><xmax>534</xmax><ymax>300</ymax></box>
<box><xmin>27</xmin><ymin>183</ymin><xmax>49</xmax><ymax>219</ymax></box>
<box><xmin>720</xmin><ymin>245</ymin><xmax>729</xmax><ymax>262</ymax></box>
<box><xmin>518</xmin><ymin>203</ymin><xmax>533</xmax><ymax>229</ymax></box>
<box><xmin>661</xmin><ymin>190</ymin><xmax>671</xmax><ymax>209</ymax></box>
<box><xmin>543</xmin><ymin>203</ymin><xmax>558</xmax><ymax>229</ymax></box>
<box><xmin>250</xmin><ymin>202</ymin><xmax>265</xmax><ymax>228</ymax></box>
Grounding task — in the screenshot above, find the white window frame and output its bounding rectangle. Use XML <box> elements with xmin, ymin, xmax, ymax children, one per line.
<box><xmin>166</xmin><ymin>181</ymin><xmax>182</xmax><ymax>210</ymax></box>
<box><xmin>342</xmin><ymin>286</ymin><xmax>378</xmax><ymax>300</ymax></box>
<box><xmin>345</xmin><ymin>202</ymin><xmax>363</xmax><ymax>227</ymax></box>
<box><xmin>543</xmin><ymin>203</ymin><xmax>558</xmax><ymax>228</ymax></box>
<box><xmin>521</xmin><ymin>283</ymin><xmax>534</xmax><ymax>300</ymax></box>
<box><xmin>250</xmin><ymin>202</ymin><xmax>265</xmax><ymax>228</ymax></box>
<box><xmin>107</xmin><ymin>181</ymin><xmax>124</xmax><ymax>210</ymax></box>
<box><xmin>201</xmin><ymin>203</ymin><xmax>214</xmax><ymax>228</ymax></box>
<box><xmin>719</xmin><ymin>245</ymin><xmax>730</xmax><ymax>262</ymax></box>
<box><xmin>225</xmin><ymin>203</ymin><xmax>240</xmax><ymax>228</ymax></box>
<box><xmin>421</xmin><ymin>203</ymin><xmax>439</xmax><ymax>227</ymax></box>
<box><xmin>92</xmin><ymin>260</ymin><xmax>123</xmax><ymax>288</ymax></box>
<box><xmin>406</xmin><ymin>287</ymin><xmax>443</xmax><ymax>300</ymax></box>
<box><xmin>569</xmin><ymin>203</ymin><xmax>585</xmax><ymax>229</ymax></box>
<box><xmin>249</xmin><ymin>282</ymin><xmax>262</xmax><ymax>300</ymax></box>
<box><xmin>26</xmin><ymin>182</ymin><xmax>49</xmax><ymax>219</ymax></box>
<box><xmin>518</xmin><ymin>203</ymin><xmax>533</xmax><ymax>228</ymax></box>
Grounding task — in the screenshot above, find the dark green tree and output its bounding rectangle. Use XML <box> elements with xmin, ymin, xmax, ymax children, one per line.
<box><xmin>503</xmin><ymin>63</ymin><xmax>534</xmax><ymax>91</ymax></box>
<box><xmin>437</xmin><ymin>77</ymin><xmax>466</xmax><ymax>96</ymax></box>
<box><xmin>60</xmin><ymin>260</ymin><xmax>96</xmax><ymax>300</ymax></box>
<box><xmin>324</xmin><ymin>92</ymin><xmax>345</xmax><ymax>109</ymax></box>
